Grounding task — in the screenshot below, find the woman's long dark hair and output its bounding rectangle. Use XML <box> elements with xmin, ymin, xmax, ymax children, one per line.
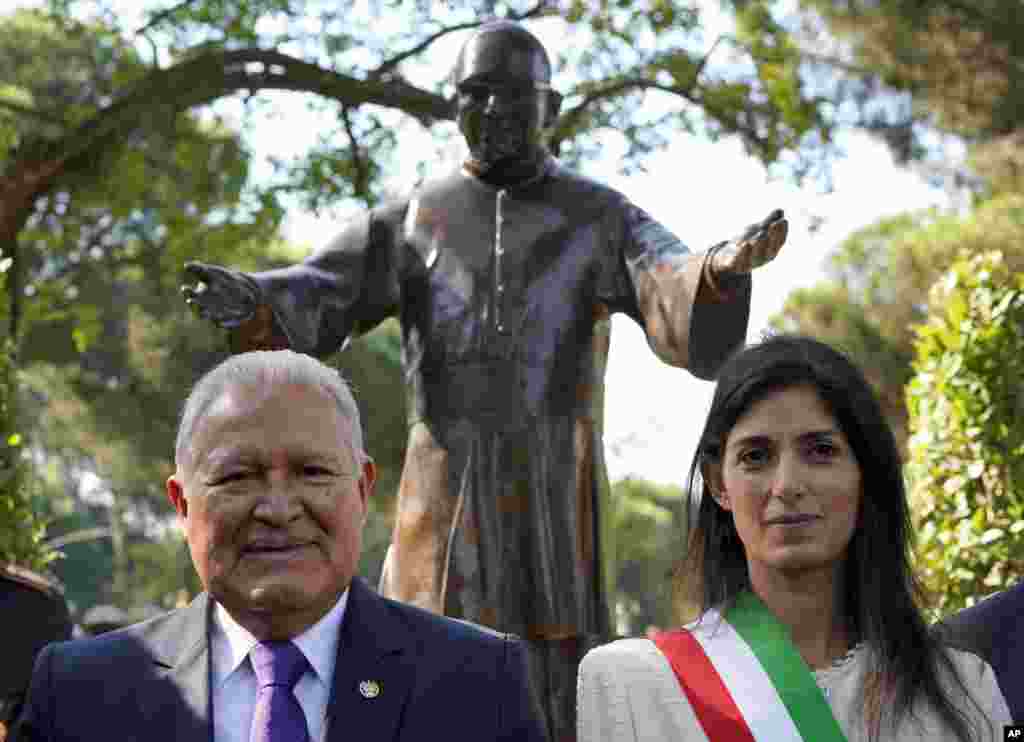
<box><xmin>676</xmin><ymin>334</ymin><xmax>987</xmax><ymax>742</ymax></box>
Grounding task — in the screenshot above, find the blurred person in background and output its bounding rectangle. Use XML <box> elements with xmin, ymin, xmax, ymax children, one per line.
<box><xmin>0</xmin><ymin>563</ymin><xmax>72</xmax><ymax>742</ymax></box>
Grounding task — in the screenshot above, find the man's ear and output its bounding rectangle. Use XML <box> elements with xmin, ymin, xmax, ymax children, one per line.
<box><xmin>544</xmin><ymin>89</ymin><xmax>562</xmax><ymax>128</ymax></box>
<box><xmin>358</xmin><ymin>457</ymin><xmax>377</xmax><ymax>510</ymax></box>
<box><xmin>167</xmin><ymin>474</ymin><xmax>188</xmax><ymax>519</ymax></box>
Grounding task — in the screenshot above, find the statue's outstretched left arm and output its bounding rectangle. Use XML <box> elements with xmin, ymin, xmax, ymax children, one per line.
<box><xmin>614</xmin><ymin>205</ymin><xmax>787</xmax><ymax>379</ymax></box>
<box><xmin>703</xmin><ymin>209</ymin><xmax>788</xmax><ymax>297</ymax></box>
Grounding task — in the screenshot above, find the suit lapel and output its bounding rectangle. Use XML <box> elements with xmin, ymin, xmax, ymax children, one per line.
<box><xmin>139</xmin><ymin>593</ymin><xmax>213</xmax><ymax>741</ymax></box>
<box><xmin>325</xmin><ymin>579</ymin><xmax>416</xmax><ymax>742</ymax></box>
<box><xmin>129</xmin><ymin>583</ymin><xmax>420</xmax><ymax>742</ymax></box>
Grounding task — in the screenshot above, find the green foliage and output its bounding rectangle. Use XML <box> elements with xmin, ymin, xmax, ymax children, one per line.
<box><xmin>777</xmin><ymin>0</ymin><xmax>1024</xmax><ymax>455</ymax></box>
<box><xmin>610</xmin><ymin>477</ymin><xmax>687</xmax><ymax>636</ymax></box>
<box><xmin>122</xmin><ymin>533</ymin><xmax>202</xmax><ymax>611</ymax></box>
<box><xmin>802</xmin><ymin>0</ymin><xmax>1023</xmax><ymax>144</ymax></box>
<box><xmin>0</xmin><ymin>8</ymin><xmax>409</xmax><ymax>615</ymax></box>
<box><xmin>333</xmin><ymin>319</ymin><xmax>406</xmax><ymax>587</ymax></box>
<box><xmin>551</xmin><ymin>0</ymin><xmax>837</xmax><ymax>180</ymax></box>
<box><xmin>0</xmin><ymin>340</ymin><xmax>60</xmax><ymax>573</ymax></box>
<box><xmin>773</xmin><ymin>195</ymin><xmax>1024</xmax><ymax>447</ymax></box>
<box><xmin>773</xmin><ymin>280</ymin><xmax>914</xmax><ymax>442</ymax></box>
<box><xmin>908</xmin><ymin>252</ymin><xmax>1024</xmax><ymax>616</ymax></box>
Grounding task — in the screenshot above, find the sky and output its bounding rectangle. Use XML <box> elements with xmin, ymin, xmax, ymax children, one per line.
<box><xmin>18</xmin><ymin>1</ymin><xmax>954</xmax><ymax>489</ymax></box>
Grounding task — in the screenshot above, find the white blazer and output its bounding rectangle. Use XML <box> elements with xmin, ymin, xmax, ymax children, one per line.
<box><xmin>577</xmin><ymin>637</ymin><xmax>1012</xmax><ymax>742</ymax></box>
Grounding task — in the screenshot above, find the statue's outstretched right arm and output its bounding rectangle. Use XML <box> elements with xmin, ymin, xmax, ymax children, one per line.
<box><xmin>181</xmin><ymin>207</ymin><xmax>403</xmax><ymax>358</ymax></box>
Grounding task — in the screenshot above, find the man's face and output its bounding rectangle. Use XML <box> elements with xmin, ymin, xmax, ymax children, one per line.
<box><xmin>166</xmin><ymin>382</ymin><xmax>375</xmax><ymax>639</ymax></box>
<box><xmin>454</xmin><ymin>30</ymin><xmax>556</xmax><ymax>169</ymax></box>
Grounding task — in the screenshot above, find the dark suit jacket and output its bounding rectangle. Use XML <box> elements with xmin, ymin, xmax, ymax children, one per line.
<box><xmin>938</xmin><ymin>580</ymin><xmax>1023</xmax><ymax>722</ymax></box>
<box><xmin>1</xmin><ymin>565</ymin><xmax>72</xmax><ymax>726</ymax></box>
<box><xmin>12</xmin><ymin>577</ymin><xmax>548</xmax><ymax>741</ymax></box>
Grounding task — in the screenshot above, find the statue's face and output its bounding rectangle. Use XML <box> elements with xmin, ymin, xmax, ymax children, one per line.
<box><xmin>454</xmin><ymin>28</ymin><xmax>556</xmax><ymax>170</ymax></box>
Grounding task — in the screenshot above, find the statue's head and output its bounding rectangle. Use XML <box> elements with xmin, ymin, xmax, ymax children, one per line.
<box><xmin>452</xmin><ymin>21</ymin><xmax>562</xmax><ymax>174</ymax></box>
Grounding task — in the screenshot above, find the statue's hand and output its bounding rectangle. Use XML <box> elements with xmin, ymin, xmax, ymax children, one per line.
<box><xmin>181</xmin><ymin>262</ymin><xmax>261</xmax><ymax>328</ymax></box>
<box><xmin>710</xmin><ymin>209</ymin><xmax>788</xmax><ymax>277</ymax></box>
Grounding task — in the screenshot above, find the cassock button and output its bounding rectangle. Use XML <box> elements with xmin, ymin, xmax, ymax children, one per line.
<box><xmin>359</xmin><ymin>680</ymin><xmax>382</xmax><ymax>699</ymax></box>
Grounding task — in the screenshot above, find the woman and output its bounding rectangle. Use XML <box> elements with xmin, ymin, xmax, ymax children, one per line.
<box><xmin>578</xmin><ymin>335</ymin><xmax>1011</xmax><ymax>741</ymax></box>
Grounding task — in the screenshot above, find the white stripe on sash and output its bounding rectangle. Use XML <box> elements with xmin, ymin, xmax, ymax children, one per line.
<box><xmin>688</xmin><ymin>609</ymin><xmax>804</xmax><ymax>742</ymax></box>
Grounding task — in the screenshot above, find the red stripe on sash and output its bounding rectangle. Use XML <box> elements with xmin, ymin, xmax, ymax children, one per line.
<box><xmin>654</xmin><ymin>630</ymin><xmax>758</xmax><ymax>742</ymax></box>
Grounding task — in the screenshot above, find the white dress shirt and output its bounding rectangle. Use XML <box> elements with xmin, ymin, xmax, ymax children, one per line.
<box><xmin>210</xmin><ymin>591</ymin><xmax>348</xmax><ymax>742</ymax></box>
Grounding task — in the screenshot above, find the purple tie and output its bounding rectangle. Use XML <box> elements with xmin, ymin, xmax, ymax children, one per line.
<box><xmin>249</xmin><ymin>641</ymin><xmax>311</xmax><ymax>742</ymax></box>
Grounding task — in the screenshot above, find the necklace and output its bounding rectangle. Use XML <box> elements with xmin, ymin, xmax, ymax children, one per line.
<box><xmin>814</xmin><ymin>641</ymin><xmax>864</xmax><ymax>702</ymax></box>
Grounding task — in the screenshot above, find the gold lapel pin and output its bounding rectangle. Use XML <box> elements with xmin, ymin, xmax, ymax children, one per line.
<box><xmin>358</xmin><ymin>680</ymin><xmax>382</xmax><ymax>699</ymax></box>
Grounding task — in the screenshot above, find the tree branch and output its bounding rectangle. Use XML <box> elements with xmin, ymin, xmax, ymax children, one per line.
<box><xmin>371</xmin><ymin>20</ymin><xmax>482</xmax><ymax>79</ymax></box>
<box><xmin>550</xmin><ymin>76</ymin><xmax>700</xmax><ymax>152</ymax></box>
<box><xmin>134</xmin><ymin>0</ymin><xmax>203</xmax><ymax>36</ymax></box>
<box><xmin>0</xmin><ymin>45</ymin><xmax>455</xmax><ymax>344</ymax></box>
<box><xmin>930</xmin><ymin>0</ymin><xmax>1006</xmax><ymax>37</ymax></box>
<box><xmin>789</xmin><ymin>46</ymin><xmax>879</xmax><ymax>78</ymax></box>
<box><xmin>693</xmin><ymin>35</ymin><xmax>724</xmax><ymax>85</ymax></box>
<box><xmin>40</xmin><ymin>47</ymin><xmax>452</xmax><ymax>177</ymax></box>
<box><xmin>0</xmin><ymin>98</ymin><xmax>68</xmax><ymax>129</ymax></box>
<box><xmin>340</xmin><ymin>105</ymin><xmax>370</xmax><ymax>201</ymax></box>
<box><xmin>507</xmin><ymin>2</ymin><xmax>550</xmax><ymax>23</ymax></box>
<box><xmin>369</xmin><ymin>1</ymin><xmax>547</xmax><ymax>80</ymax></box>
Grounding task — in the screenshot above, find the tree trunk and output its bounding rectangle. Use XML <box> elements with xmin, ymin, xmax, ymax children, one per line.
<box><xmin>0</xmin><ymin>159</ymin><xmax>64</xmax><ymax>345</ymax></box>
<box><xmin>108</xmin><ymin>492</ymin><xmax>129</xmax><ymax>606</ymax></box>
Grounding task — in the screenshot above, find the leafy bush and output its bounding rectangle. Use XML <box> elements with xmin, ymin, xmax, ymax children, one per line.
<box><xmin>609</xmin><ymin>477</ymin><xmax>688</xmax><ymax>636</ymax></box>
<box><xmin>0</xmin><ymin>340</ymin><xmax>60</xmax><ymax>572</ymax></box>
<box><xmin>907</xmin><ymin>251</ymin><xmax>1024</xmax><ymax>616</ymax></box>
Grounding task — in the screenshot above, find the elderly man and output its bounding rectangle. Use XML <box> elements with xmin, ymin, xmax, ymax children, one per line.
<box><xmin>12</xmin><ymin>350</ymin><xmax>546</xmax><ymax>742</ymax></box>
<box><xmin>182</xmin><ymin>20</ymin><xmax>788</xmax><ymax>740</ymax></box>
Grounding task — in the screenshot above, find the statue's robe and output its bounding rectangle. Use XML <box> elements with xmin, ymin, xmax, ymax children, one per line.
<box><xmin>234</xmin><ymin>156</ymin><xmax>751</xmax><ymax>738</ymax></box>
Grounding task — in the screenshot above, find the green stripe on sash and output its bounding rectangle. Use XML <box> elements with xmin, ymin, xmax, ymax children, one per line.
<box><xmin>726</xmin><ymin>592</ymin><xmax>849</xmax><ymax>742</ymax></box>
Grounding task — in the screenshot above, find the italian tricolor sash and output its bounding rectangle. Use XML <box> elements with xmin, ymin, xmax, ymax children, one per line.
<box><xmin>653</xmin><ymin>592</ymin><xmax>848</xmax><ymax>742</ymax></box>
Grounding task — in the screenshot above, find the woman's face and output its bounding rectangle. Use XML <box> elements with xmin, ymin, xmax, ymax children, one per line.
<box><xmin>711</xmin><ymin>384</ymin><xmax>862</xmax><ymax>580</ymax></box>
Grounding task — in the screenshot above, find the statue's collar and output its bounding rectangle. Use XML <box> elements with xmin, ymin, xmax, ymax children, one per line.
<box><xmin>461</xmin><ymin>154</ymin><xmax>557</xmax><ymax>191</ymax></box>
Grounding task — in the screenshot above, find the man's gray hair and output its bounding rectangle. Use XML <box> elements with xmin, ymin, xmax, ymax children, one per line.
<box><xmin>175</xmin><ymin>350</ymin><xmax>365</xmax><ymax>470</ymax></box>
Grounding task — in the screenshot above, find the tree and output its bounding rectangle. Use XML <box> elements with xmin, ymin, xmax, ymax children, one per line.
<box><xmin>774</xmin><ymin>1</ymin><xmax>1024</xmax><ymax>429</ymax></box>
<box><xmin>801</xmin><ymin>2</ymin><xmax>1023</xmax><ymax>135</ymax></box>
<box><xmin>907</xmin><ymin>251</ymin><xmax>1024</xmax><ymax>616</ymax></box>
<box><xmin>0</xmin><ymin>339</ymin><xmax>59</xmax><ymax>572</ymax></box>
<box><xmin>0</xmin><ymin>9</ymin><xmax>409</xmax><ymax>614</ymax></box>
<box><xmin>795</xmin><ymin>0</ymin><xmax>1024</xmax><ymax>179</ymax></box>
<box><xmin>769</xmin><ymin>214</ymin><xmax>926</xmax><ymax>444</ymax></box>
<box><xmin>773</xmin><ymin>195</ymin><xmax>1024</xmax><ymax>448</ymax></box>
<box><xmin>609</xmin><ymin>476</ymin><xmax>688</xmax><ymax>636</ymax></box>
<box><xmin>0</xmin><ymin>9</ymin><xmax>277</xmax><ymax>611</ymax></box>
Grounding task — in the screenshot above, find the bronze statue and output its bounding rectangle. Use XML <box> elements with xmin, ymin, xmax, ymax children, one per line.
<box><xmin>182</xmin><ymin>20</ymin><xmax>787</xmax><ymax>741</ymax></box>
